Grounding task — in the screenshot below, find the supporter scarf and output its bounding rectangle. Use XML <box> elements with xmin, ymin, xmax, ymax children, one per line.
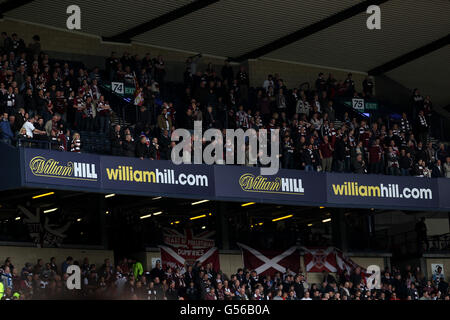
<box><xmin>419</xmin><ymin>115</ymin><xmax>427</xmax><ymax>127</ymax></box>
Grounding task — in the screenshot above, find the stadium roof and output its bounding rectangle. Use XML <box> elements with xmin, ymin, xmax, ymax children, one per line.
<box><xmin>1</xmin><ymin>0</ymin><xmax>449</xmax><ymax>106</ymax></box>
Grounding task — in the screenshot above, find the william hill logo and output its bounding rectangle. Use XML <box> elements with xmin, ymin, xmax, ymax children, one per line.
<box><xmin>29</xmin><ymin>156</ymin><xmax>98</xmax><ymax>181</ymax></box>
<box><xmin>239</xmin><ymin>173</ymin><xmax>304</xmax><ymax>195</ymax></box>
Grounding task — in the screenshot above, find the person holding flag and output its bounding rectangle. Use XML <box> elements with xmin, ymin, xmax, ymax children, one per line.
<box><xmin>133</xmin><ymin>71</ymin><xmax>144</xmax><ymax>107</ymax></box>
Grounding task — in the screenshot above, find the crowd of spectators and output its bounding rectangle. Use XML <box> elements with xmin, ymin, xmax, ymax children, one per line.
<box><xmin>1</xmin><ymin>32</ymin><xmax>449</xmax><ymax>177</ymax></box>
<box><xmin>0</xmin><ymin>256</ymin><xmax>448</xmax><ymax>300</ymax></box>
<box><xmin>0</xmin><ymin>31</ymin><xmax>111</xmax><ymax>153</ymax></box>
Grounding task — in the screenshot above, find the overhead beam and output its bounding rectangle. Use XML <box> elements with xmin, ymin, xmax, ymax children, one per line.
<box><xmin>0</xmin><ymin>0</ymin><xmax>34</xmax><ymax>18</ymax></box>
<box><xmin>368</xmin><ymin>34</ymin><xmax>450</xmax><ymax>75</ymax></box>
<box><xmin>103</xmin><ymin>0</ymin><xmax>220</xmax><ymax>43</ymax></box>
<box><xmin>232</xmin><ymin>0</ymin><xmax>390</xmax><ymax>62</ymax></box>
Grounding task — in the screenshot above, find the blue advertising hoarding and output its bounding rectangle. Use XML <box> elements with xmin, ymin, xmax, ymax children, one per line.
<box><xmin>437</xmin><ymin>178</ymin><xmax>450</xmax><ymax>210</ymax></box>
<box><xmin>326</xmin><ymin>173</ymin><xmax>440</xmax><ymax>211</ymax></box>
<box><xmin>22</xmin><ymin>149</ymin><xmax>214</xmax><ymax>199</ymax></box>
<box><xmin>213</xmin><ymin>166</ymin><xmax>327</xmax><ymax>206</ymax></box>
<box><xmin>100</xmin><ymin>156</ymin><xmax>214</xmax><ymax>198</ymax></box>
<box><xmin>12</xmin><ymin>148</ymin><xmax>449</xmax><ymax>211</ymax></box>
<box><xmin>23</xmin><ymin>148</ymin><xmax>101</xmax><ymax>189</ymax></box>
<box><xmin>0</xmin><ymin>143</ymin><xmax>22</xmax><ymax>190</ymax></box>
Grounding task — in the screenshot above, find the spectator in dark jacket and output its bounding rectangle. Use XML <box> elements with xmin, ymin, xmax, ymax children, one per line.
<box><xmin>414</xmin><ymin>142</ymin><xmax>427</xmax><ymax>162</ymax></box>
<box><xmin>135</xmin><ymin>136</ymin><xmax>149</xmax><ymax>159</ymax></box>
<box><xmin>0</xmin><ymin>112</ymin><xmax>14</xmax><ymax>144</ymax></box>
<box><xmin>110</xmin><ymin>125</ymin><xmax>122</xmax><ymax>156</ymax></box>
<box><xmin>333</xmin><ymin>136</ymin><xmax>347</xmax><ymax>173</ymax></box>
<box><xmin>135</xmin><ymin>106</ymin><xmax>151</xmax><ymax>134</ymax></box>
<box><xmin>165</xmin><ymin>281</ymin><xmax>179</xmax><ymax>300</ymax></box>
<box><xmin>122</xmin><ymin>134</ymin><xmax>135</xmax><ymax>157</ymax></box>
<box><xmin>186</xmin><ymin>281</ymin><xmax>199</xmax><ymax>300</ymax></box>
<box><xmin>204</xmin><ymin>105</ymin><xmax>217</xmax><ymax>129</ymax></box>
<box><xmin>159</xmin><ymin>130</ymin><xmax>171</xmax><ymax>160</ymax></box>
<box><xmin>399</xmin><ymin>150</ymin><xmax>413</xmax><ymax>176</ymax></box>
<box><xmin>181</xmin><ymin>109</ymin><xmax>195</xmax><ymax>131</ymax></box>
<box><xmin>436</xmin><ymin>144</ymin><xmax>448</xmax><ymax>163</ymax></box>
<box><xmin>352</xmin><ymin>154</ymin><xmax>367</xmax><ymax>174</ymax></box>
<box><xmin>431</xmin><ymin>159</ymin><xmax>444</xmax><ymax>178</ymax></box>
<box><xmin>149</xmin><ymin>137</ymin><xmax>159</xmax><ymax>160</ymax></box>
<box><xmin>301</xmin><ymin>144</ymin><xmax>317</xmax><ymax>171</ymax></box>
<box><xmin>416</xmin><ymin>110</ymin><xmax>428</xmax><ymax>145</ymax></box>
<box><xmin>293</xmin><ymin>275</ymin><xmax>305</xmax><ymax>299</ymax></box>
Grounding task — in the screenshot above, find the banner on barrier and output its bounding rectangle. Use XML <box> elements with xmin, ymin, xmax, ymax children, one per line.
<box><xmin>100</xmin><ymin>157</ymin><xmax>214</xmax><ymax>197</ymax></box>
<box><xmin>20</xmin><ymin>148</ymin><xmax>448</xmax><ymax>211</ymax></box>
<box><xmin>23</xmin><ymin>149</ymin><xmax>215</xmax><ymax>197</ymax></box>
<box><xmin>24</xmin><ymin>148</ymin><xmax>101</xmax><ymax>188</ymax></box>
<box><xmin>326</xmin><ymin>173</ymin><xmax>439</xmax><ymax>210</ymax></box>
<box><xmin>214</xmin><ymin>166</ymin><xmax>327</xmax><ymax>206</ymax></box>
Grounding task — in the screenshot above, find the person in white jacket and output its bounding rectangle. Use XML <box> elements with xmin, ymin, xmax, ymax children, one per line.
<box><xmin>444</xmin><ymin>156</ymin><xmax>450</xmax><ymax>178</ymax></box>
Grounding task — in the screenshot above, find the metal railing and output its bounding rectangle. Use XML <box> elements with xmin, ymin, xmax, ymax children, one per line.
<box><xmin>15</xmin><ymin>137</ymin><xmax>60</xmax><ymax>150</ymax></box>
<box><xmin>387</xmin><ymin>230</ymin><xmax>450</xmax><ymax>256</ymax></box>
<box><xmin>99</xmin><ymin>83</ymin><xmax>136</xmax><ymax>126</ymax></box>
<box><xmin>389</xmin><ymin>230</ymin><xmax>418</xmax><ymax>256</ymax></box>
<box><xmin>427</xmin><ymin>233</ymin><xmax>450</xmax><ymax>252</ymax></box>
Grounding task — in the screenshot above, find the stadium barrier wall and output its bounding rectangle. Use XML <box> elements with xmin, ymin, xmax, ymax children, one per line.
<box><xmin>218</xmin><ymin>252</ymin><xmax>245</xmax><ymax>278</ymax></box>
<box><xmin>0</xmin><ymin>244</ymin><xmax>114</xmax><ymax>271</ymax></box>
<box><xmin>0</xmin><ymin>143</ymin><xmax>22</xmax><ymax>191</ymax></box>
<box><xmin>3</xmin><ymin>147</ymin><xmax>447</xmax><ymax>211</ymax></box>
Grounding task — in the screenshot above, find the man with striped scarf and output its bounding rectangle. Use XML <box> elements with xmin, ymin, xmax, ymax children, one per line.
<box><xmin>417</xmin><ymin>110</ymin><xmax>429</xmax><ymax>144</ymax></box>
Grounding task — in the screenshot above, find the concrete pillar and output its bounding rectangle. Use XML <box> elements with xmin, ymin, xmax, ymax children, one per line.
<box><xmin>331</xmin><ymin>208</ymin><xmax>348</xmax><ymax>252</ymax></box>
<box><xmin>420</xmin><ymin>257</ymin><xmax>428</xmax><ymax>279</ymax></box>
<box><xmin>383</xmin><ymin>256</ymin><xmax>391</xmax><ymax>272</ymax></box>
<box><xmin>247</xmin><ymin>59</ymin><xmax>258</xmax><ymax>88</ymax></box>
<box><xmin>448</xmin><ymin>211</ymin><xmax>450</xmax><ymax>233</ymax></box>
<box><xmin>367</xmin><ymin>211</ymin><xmax>376</xmax><ymax>249</ymax></box>
<box><xmin>99</xmin><ymin>195</ymin><xmax>108</xmax><ymax>249</ymax></box>
<box><xmin>216</xmin><ymin>202</ymin><xmax>230</xmax><ymax>250</ymax></box>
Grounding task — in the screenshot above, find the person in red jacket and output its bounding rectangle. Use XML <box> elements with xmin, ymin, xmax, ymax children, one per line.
<box><xmin>319</xmin><ymin>135</ymin><xmax>334</xmax><ymax>172</ymax></box>
<box><xmin>369</xmin><ymin>139</ymin><xmax>383</xmax><ymax>174</ymax></box>
<box><xmin>390</xmin><ymin>292</ymin><xmax>401</xmax><ymax>300</ymax></box>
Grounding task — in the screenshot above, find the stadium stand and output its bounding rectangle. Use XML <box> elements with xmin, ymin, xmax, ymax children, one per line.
<box><xmin>0</xmin><ymin>255</ymin><xmax>449</xmax><ymax>300</ymax></box>
<box><xmin>0</xmin><ymin>0</ymin><xmax>449</xmax><ymax>302</ymax></box>
<box><xmin>1</xmin><ymin>33</ymin><xmax>449</xmax><ymax>178</ymax></box>
<box><xmin>0</xmin><ymin>31</ymin><xmax>449</xmax><ymax>301</ymax></box>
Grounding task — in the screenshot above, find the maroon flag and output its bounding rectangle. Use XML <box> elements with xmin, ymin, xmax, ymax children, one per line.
<box><xmin>160</xmin><ymin>245</ymin><xmax>220</xmax><ymax>271</ymax></box>
<box><xmin>302</xmin><ymin>247</ymin><xmax>367</xmax><ymax>280</ymax></box>
<box><xmin>302</xmin><ymin>247</ymin><xmax>338</xmax><ymax>273</ymax></box>
<box><xmin>159</xmin><ymin>228</ymin><xmax>220</xmax><ymax>271</ymax></box>
<box><xmin>238</xmin><ymin>243</ymin><xmax>300</xmax><ymax>276</ymax></box>
<box><xmin>335</xmin><ymin>248</ymin><xmax>368</xmax><ymax>282</ymax></box>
